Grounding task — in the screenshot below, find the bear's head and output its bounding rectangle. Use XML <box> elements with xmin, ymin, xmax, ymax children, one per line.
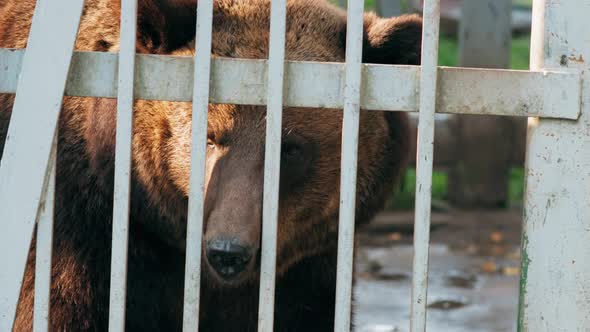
<box><xmin>82</xmin><ymin>0</ymin><xmax>421</xmax><ymax>286</ymax></box>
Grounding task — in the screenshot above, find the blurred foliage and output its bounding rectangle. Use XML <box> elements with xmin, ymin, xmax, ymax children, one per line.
<box><xmin>393</xmin><ymin>31</ymin><xmax>529</xmax><ymax>209</ymax></box>
<box><xmin>329</xmin><ymin>0</ymin><xmax>530</xmax><ymax>210</ymax></box>
<box><xmin>385</xmin><ymin>169</ymin><xmax>448</xmax><ymax>210</ymax></box>
<box><xmin>514</xmin><ymin>0</ymin><xmax>533</xmax><ymax>7</ymax></box>
<box><xmin>387</xmin><ymin>167</ymin><xmax>525</xmax><ymax>210</ymax></box>
<box><xmin>438</xmin><ymin>34</ymin><xmax>531</xmax><ymax>70</ymax></box>
<box><xmin>508</xmin><ymin>167</ymin><xmax>525</xmax><ymax>206</ymax></box>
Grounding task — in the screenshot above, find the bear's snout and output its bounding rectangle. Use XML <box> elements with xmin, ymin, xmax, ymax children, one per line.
<box><xmin>206</xmin><ymin>236</ymin><xmax>254</xmax><ymax>280</ymax></box>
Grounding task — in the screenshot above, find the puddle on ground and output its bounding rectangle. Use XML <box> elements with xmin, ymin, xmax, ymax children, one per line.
<box><xmin>353</xmin><ymin>244</ymin><xmax>520</xmax><ymax>332</ymax></box>
<box><xmin>444</xmin><ymin>272</ymin><xmax>477</xmax><ymax>289</ymax></box>
<box><xmin>427</xmin><ymin>297</ymin><xmax>469</xmax><ymax>310</ymax></box>
<box><xmin>375</xmin><ymin>272</ymin><xmax>409</xmax><ymax>282</ymax></box>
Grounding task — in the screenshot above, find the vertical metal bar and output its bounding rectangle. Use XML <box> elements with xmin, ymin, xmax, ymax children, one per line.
<box><xmin>257</xmin><ymin>0</ymin><xmax>288</xmax><ymax>330</ymax></box>
<box><xmin>333</xmin><ymin>0</ymin><xmax>364</xmax><ymax>330</ymax></box>
<box><xmin>410</xmin><ymin>0</ymin><xmax>440</xmax><ymax>331</ymax></box>
<box><xmin>182</xmin><ymin>0</ymin><xmax>214</xmax><ymax>330</ymax></box>
<box><xmin>107</xmin><ymin>0</ymin><xmax>137</xmax><ymax>330</ymax></box>
<box><xmin>33</xmin><ymin>135</ymin><xmax>56</xmax><ymax>332</ymax></box>
<box><xmin>0</xmin><ymin>0</ymin><xmax>84</xmax><ymax>330</ymax></box>
<box><xmin>519</xmin><ymin>0</ymin><xmax>590</xmax><ymax>330</ymax></box>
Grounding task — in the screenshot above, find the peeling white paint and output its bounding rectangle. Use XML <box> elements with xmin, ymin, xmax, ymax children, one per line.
<box><xmin>520</xmin><ymin>0</ymin><xmax>590</xmax><ymax>331</ymax></box>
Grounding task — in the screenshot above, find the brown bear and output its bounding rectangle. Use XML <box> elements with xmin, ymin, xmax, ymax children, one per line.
<box><xmin>0</xmin><ymin>0</ymin><xmax>421</xmax><ymax>330</ymax></box>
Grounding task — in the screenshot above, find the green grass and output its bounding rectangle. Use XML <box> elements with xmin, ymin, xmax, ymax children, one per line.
<box><xmin>438</xmin><ymin>35</ymin><xmax>458</xmax><ymax>67</ymax></box>
<box><xmin>385</xmin><ymin>169</ymin><xmax>449</xmax><ymax>210</ymax></box>
<box><xmin>508</xmin><ymin>167</ymin><xmax>525</xmax><ymax>205</ymax></box>
<box><xmin>514</xmin><ymin>0</ymin><xmax>533</xmax><ymax>7</ymax></box>
<box><xmin>510</xmin><ymin>36</ymin><xmax>531</xmax><ymax>70</ymax></box>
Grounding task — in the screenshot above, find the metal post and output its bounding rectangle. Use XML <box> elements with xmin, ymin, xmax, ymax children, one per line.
<box><xmin>519</xmin><ymin>0</ymin><xmax>590</xmax><ymax>330</ymax></box>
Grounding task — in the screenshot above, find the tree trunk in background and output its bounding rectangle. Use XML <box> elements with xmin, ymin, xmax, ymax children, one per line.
<box><xmin>376</xmin><ymin>0</ymin><xmax>401</xmax><ymax>17</ymax></box>
<box><xmin>449</xmin><ymin>0</ymin><xmax>523</xmax><ymax>208</ymax></box>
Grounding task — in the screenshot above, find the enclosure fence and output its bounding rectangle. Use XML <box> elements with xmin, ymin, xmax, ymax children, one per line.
<box><xmin>1</xmin><ymin>0</ymin><xmax>589</xmax><ymax>331</ymax></box>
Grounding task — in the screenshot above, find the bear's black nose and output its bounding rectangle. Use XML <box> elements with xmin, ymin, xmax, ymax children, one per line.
<box><xmin>206</xmin><ymin>237</ymin><xmax>253</xmax><ymax>279</ymax></box>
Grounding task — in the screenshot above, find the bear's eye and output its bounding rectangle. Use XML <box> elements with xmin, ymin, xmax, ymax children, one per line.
<box><xmin>279</xmin><ymin>134</ymin><xmax>313</xmax><ymax>191</ymax></box>
<box><xmin>281</xmin><ymin>142</ymin><xmax>304</xmax><ymax>161</ymax></box>
<box><xmin>207</xmin><ymin>138</ymin><xmax>216</xmax><ymax>149</ymax></box>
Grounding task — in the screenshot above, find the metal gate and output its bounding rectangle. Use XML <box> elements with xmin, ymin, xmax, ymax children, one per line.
<box><xmin>0</xmin><ymin>0</ymin><xmax>588</xmax><ymax>331</ymax></box>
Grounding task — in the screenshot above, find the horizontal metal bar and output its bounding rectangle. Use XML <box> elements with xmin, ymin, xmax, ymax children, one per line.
<box><xmin>437</xmin><ymin>67</ymin><xmax>582</xmax><ymax>119</ymax></box>
<box><xmin>0</xmin><ymin>49</ymin><xmax>581</xmax><ymax>119</ymax></box>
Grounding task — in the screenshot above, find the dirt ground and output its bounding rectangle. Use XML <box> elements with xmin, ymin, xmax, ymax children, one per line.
<box><xmin>353</xmin><ymin>209</ymin><xmax>523</xmax><ymax>332</ymax></box>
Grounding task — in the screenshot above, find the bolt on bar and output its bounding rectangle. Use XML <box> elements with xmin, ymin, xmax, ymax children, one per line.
<box><xmin>333</xmin><ymin>0</ymin><xmax>364</xmax><ymax>330</ymax></box>
<box><xmin>33</xmin><ymin>138</ymin><xmax>56</xmax><ymax>332</ymax></box>
<box><xmin>257</xmin><ymin>0</ymin><xmax>288</xmax><ymax>330</ymax></box>
<box><xmin>182</xmin><ymin>0</ymin><xmax>215</xmax><ymax>330</ymax></box>
<box><xmin>107</xmin><ymin>0</ymin><xmax>138</xmax><ymax>330</ymax></box>
<box><xmin>0</xmin><ymin>0</ymin><xmax>84</xmax><ymax>330</ymax></box>
<box><xmin>410</xmin><ymin>0</ymin><xmax>440</xmax><ymax>331</ymax></box>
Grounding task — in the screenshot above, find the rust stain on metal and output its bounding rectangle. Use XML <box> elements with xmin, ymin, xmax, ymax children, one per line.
<box><xmin>568</xmin><ymin>54</ymin><xmax>585</xmax><ymax>63</ymax></box>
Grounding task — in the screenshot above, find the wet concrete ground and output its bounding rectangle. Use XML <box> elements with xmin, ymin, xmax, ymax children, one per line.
<box><xmin>353</xmin><ymin>210</ymin><xmax>523</xmax><ymax>332</ymax></box>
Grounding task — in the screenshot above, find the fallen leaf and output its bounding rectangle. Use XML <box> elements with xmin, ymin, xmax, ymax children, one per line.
<box><xmin>446</xmin><ymin>274</ymin><xmax>477</xmax><ymax>289</ymax></box>
<box><xmin>502</xmin><ymin>266</ymin><xmax>520</xmax><ymax>276</ymax></box>
<box><xmin>491</xmin><ymin>245</ymin><xmax>507</xmax><ymax>256</ymax></box>
<box><xmin>490</xmin><ymin>231</ymin><xmax>504</xmax><ymax>243</ymax></box>
<box><xmin>376</xmin><ymin>272</ymin><xmax>409</xmax><ymax>281</ymax></box>
<box><xmin>465</xmin><ymin>244</ymin><xmax>478</xmax><ymax>255</ymax></box>
<box><xmin>388</xmin><ymin>232</ymin><xmax>402</xmax><ymax>241</ymax></box>
<box><xmin>368</xmin><ymin>260</ymin><xmax>382</xmax><ymax>274</ymax></box>
<box><xmin>481</xmin><ymin>261</ymin><xmax>498</xmax><ymax>273</ymax></box>
<box><xmin>506</xmin><ymin>249</ymin><xmax>521</xmax><ymax>260</ymax></box>
<box><xmin>428</xmin><ymin>299</ymin><xmax>468</xmax><ymax>310</ymax></box>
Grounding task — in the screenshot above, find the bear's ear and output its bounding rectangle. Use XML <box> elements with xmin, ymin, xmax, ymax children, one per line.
<box><xmin>137</xmin><ymin>0</ymin><xmax>198</xmax><ymax>52</ymax></box>
<box><xmin>361</xmin><ymin>13</ymin><xmax>422</xmax><ymax>65</ymax></box>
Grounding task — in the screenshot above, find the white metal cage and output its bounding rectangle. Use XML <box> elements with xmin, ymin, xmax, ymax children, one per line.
<box><xmin>0</xmin><ymin>0</ymin><xmax>589</xmax><ymax>331</ymax></box>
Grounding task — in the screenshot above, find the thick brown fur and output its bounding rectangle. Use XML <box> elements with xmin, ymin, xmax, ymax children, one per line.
<box><xmin>0</xmin><ymin>0</ymin><xmax>421</xmax><ymax>330</ymax></box>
